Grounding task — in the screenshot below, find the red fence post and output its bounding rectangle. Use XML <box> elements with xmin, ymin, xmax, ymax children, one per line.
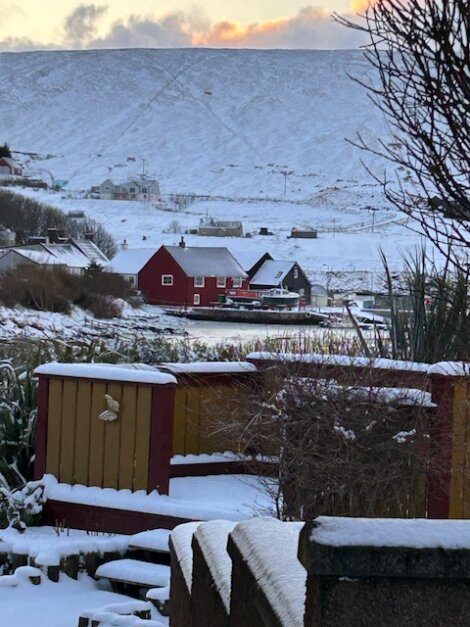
<box><xmin>148</xmin><ymin>383</ymin><xmax>176</xmax><ymax>495</ymax></box>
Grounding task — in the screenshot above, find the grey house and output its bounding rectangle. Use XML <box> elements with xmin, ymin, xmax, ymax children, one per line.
<box><xmin>250</xmin><ymin>259</ymin><xmax>312</xmax><ymax>304</ymax></box>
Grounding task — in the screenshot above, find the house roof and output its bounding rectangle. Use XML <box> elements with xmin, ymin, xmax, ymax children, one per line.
<box><xmin>230</xmin><ymin>250</ymin><xmax>272</xmax><ymax>273</ymax></box>
<box><xmin>71</xmin><ymin>239</ymin><xmax>109</xmax><ymax>264</ymax></box>
<box><xmin>1</xmin><ymin>248</ymin><xmax>65</xmax><ymax>266</ymax></box>
<box><xmin>0</xmin><ymin>157</ymin><xmax>21</xmax><ymax>170</ymax></box>
<box><xmin>41</xmin><ymin>244</ymin><xmax>92</xmax><ymax>269</ymax></box>
<box><xmin>109</xmin><ymin>248</ymin><xmax>157</xmax><ymax>274</ymax></box>
<box><xmin>165</xmin><ymin>245</ymin><xmax>247</xmax><ymax>278</ymax></box>
<box><xmin>251</xmin><ymin>260</ymin><xmax>296</xmax><ymax>286</ymax></box>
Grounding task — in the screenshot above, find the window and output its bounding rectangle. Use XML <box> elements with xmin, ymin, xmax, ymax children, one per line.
<box><xmin>275</xmin><ymin>270</ymin><xmax>283</xmax><ymax>279</ymax></box>
<box><xmin>129</xmin><ymin>187</ymin><xmax>136</xmax><ymax>193</ymax></box>
<box><xmin>162</xmin><ymin>274</ymin><xmax>173</xmax><ymax>286</ymax></box>
<box><xmin>193</xmin><ymin>294</ymin><xmax>200</xmax><ymax>305</ymax></box>
<box><xmin>194</xmin><ymin>276</ymin><xmax>205</xmax><ymax>288</ymax></box>
<box><xmin>217</xmin><ymin>277</ymin><xmax>226</xmax><ymax>288</ymax></box>
<box><xmin>142</xmin><ymin>187</ymin><xmax>148</xmax><ymax>193</ymax></box>
<box><xmin>294</xmin><ymin>266</ymin><xmax>299</xmax><ymax>279</ymax></box>
<box><xmin>232</xmin><ymin>277</ymin><xmax>242</xmax><ymax>288</ymax></box>
<box><xmin>127</xmin><ymin>275</ymin><xmax>135</xmax><ymax>285</ymax></box>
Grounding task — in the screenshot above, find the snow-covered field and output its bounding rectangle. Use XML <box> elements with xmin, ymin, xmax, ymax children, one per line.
<box><xmin>0</xmin><ymin>48</ymin><xmax>437</xmax><ymax>287</ymax></box>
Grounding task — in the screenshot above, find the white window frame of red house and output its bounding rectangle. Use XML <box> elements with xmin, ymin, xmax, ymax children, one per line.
<box><xmin>294</xmin><ymin>266</ymin><xmax>299</xmax><ymax>279</ymax></box>
<box><xmin>217</xmin><ymin>276</ymin><xmax>226</xmax><ymax>288</ymax></box>
<box><xmin>161</xmin><ymin>274</ymin><xmax>173</xmax><ymax>286</ymax></box>
<box><xmin>232</xmin><ymin>277</ymin><xmax>243</xmax><ymax>288</ymax></box>
<box><xmin>194</xmin><ymin>276</ymin><xmax>205</xmax><ymax>288</ymax></box>
<box><xmin>193</xmin><ymin>293</ymin><xmax>201</xmax><ymax>305</ymax></box>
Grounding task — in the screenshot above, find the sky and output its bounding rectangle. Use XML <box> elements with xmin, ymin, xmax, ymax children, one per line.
<box><xmin>0</xmin><ymin>1</ymin><xmax>369</xmax><ymax>50</ymax></box>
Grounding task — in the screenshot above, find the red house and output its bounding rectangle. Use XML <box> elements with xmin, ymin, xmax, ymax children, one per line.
<box><xmin>0</xmin><ymin>157</ymin><xmax>22</xmax><ymax>177</ymax></box>
<box><xmin>111</xmin><ymin>240</ymin><xmax>249</xmax><ymax>306</ymax></box>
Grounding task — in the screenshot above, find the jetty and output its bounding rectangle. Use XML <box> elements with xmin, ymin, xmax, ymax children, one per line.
<box><xmin>166</xmin><ymin>307</ymin><xmax>326</xmax><ymax>325</ymax></box>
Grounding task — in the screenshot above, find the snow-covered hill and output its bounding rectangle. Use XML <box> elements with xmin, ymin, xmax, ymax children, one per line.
<box><xmin>0</xmin><ymin>48</ymin><xmax>432</xmax><ymax>281</ymax></box>
<box><xmin>1</xmin><ymin>48</ymin><xmax>386</xmax><ymax>195</ymax></box>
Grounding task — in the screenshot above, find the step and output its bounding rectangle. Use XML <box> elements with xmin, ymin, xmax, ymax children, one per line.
<box><xmin>95</xmin><ymin>559</ymin><xmax>170</xmax><ymax>589</ymax></box>
<box><xmin>128</xmin><ymin>529</ymin><xmax>170</xmax><ymax>554</ymax></box>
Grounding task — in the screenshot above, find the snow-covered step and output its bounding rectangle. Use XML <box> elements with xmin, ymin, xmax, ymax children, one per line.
<box><xmin>128</xmin><ymin>529</ymin><xmax>170</xmax><ymax>555</ymax></box>
<box><xmin>95</xmin><ymin>559</ymin><xmax>170</xmax><ymax>589</ymax></box>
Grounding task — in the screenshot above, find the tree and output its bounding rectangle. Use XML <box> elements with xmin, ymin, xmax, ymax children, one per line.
<box><xmin>0</xmin><ymin>143</ymin><xmax>12</xmax><ymax>158</ymax></box>
<box><xmin>335</xmin><ymin>0</ymin><xmax>470</xmax><ymax>269</ymax></box>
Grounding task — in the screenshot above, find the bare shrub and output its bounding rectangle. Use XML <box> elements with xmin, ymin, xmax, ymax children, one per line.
<box><xmin>211</xmin><ymin>363</ymin><xmax>437</xmax><ymax>521</ymax></box>
<box><xmin>0</xmin><ymin>264</ymin><xmax>131</xmax><ymax>318</ymax></box>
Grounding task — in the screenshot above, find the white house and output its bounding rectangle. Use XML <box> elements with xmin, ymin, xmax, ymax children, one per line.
<box><xmin>98</xmin><ymin>177</ymin><xmax>160</xmax><ymax>202</ymax></box>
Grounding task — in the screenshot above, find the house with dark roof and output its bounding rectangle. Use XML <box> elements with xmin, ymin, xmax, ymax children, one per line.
<box><xmin>110</xmin><ymin>240</ymin><xmax>248</xmax><ymax>306</ymax></box>
<box><xmin>231</xmin><ymin>250</ymin><xmax>273</xmax><ymax>280</ymax></box>
<box><xmin>250</xmin><ymin>259</ymin><xmax>312</xmax><ymax>303</ymax></box>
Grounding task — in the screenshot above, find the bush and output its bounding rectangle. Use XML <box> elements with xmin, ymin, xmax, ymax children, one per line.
<box><xmin>211</xmin><ymin>364</ymin><xmax>435</xmax><ymax>521</ymax></box>
<box><xmin>0</xmin><ymin>264</ymin><xmax>131</xmax><ymax>318</ymax></box>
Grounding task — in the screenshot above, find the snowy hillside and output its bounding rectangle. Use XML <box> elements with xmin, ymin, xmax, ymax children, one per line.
<box><xmin>0</xmin><ymin>48</ymin><xmax>432</xmax><ymax>281</ymax></box>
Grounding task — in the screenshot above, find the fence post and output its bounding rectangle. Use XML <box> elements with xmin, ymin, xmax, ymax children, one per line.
<box><xmin>148</xmin><ymin>383</ymin><xmax>175</xmax><ymax>495</ymax></box>
<box><xmin>428</xmin><ymin>365</ymin><xmax>470</xmax><ymax>519</ymax></box>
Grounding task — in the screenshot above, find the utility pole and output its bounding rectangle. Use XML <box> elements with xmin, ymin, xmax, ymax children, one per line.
<box><xmin>142</xmin><ymin>159</ymin><xmax>146</xmax><ymax>179</ymax></box>
<box><xmin>280</xmin><ymin>170</ymin><xmax>293</xmax><ymax>196</ymax></box>
<box><xmin>370</xmin><ymin>207</ymin><xmax>378</xmax><ymax>233</ymax></box>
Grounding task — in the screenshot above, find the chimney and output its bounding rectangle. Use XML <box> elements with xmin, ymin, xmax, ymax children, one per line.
<box><xmin>121</xmin><ymin>239</ymin><xmax>128</xmax><ymax>251</ymax></box>
<box><xmin>85</xmin><ymin>231</ymin><xmax>95</xmax><ymax>242</ymax></box>
<box><xmin>179</xmin><ymin>236</ymin><xmax>186</xmax><ymax>249</ymax></box>
<box><xmin>47</xmin><ymin>228</ymin><xmax>60</xmax><ymax>244</ymax></box>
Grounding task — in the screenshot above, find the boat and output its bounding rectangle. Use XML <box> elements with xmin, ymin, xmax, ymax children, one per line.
<box><xmin>224</xmin><ymin>288</ymin><xmax>300</xmax><ymax>309</ymax></box>
<box><xmin>260</xmin><ymin>288</ymin><xmax>300</xmax><ymax>308</ymax></box>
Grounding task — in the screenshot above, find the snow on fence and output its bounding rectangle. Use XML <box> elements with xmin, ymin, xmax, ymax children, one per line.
<box><xmin>171</xmin><ymin>516</ymin><xmax>470</xmax><ymax>626</ymax></box>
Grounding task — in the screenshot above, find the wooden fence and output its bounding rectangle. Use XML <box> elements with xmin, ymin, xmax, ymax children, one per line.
<box><xmin>34</xmin><ymin>356</ymin><xmax>470</xmax><ymax>526</ymax></box>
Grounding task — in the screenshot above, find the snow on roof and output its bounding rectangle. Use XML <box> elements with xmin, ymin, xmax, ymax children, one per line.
<box><xmin>5</xmin><ymin>248</ymin><xmax>65</xmax><ymax>266</ymax></box>
<box><xmin>42</xmin><ymin>244</ymin><xmax>92</xmax><ymax>269</ymax></box>
<box><xmin>251</xmin><ymin>260</ymin><xmax>296</xmax><ymax>286</ymax></box>
<box><xmin>165</xmin><ymin>246</ymin><xmax>247</xmax><ymax>278</ymax></box>
<box><xmin>71</xmin><ymin>239</ymin><xmax>109</xmax><ymax>264</ymax></box>
<box><xmin>34</xmin><ymin>362</ymin><xmax>176</xmax><ymax>385</ymax></box>
<box><xmin>311</xmin><ymin>516</ymin><xmax>470</xmax><ymax>549</ymax></box>
<box><xmin>230</xmin><ymin>518</ymin><xmax>305</xmax><ymax>626</ymax></box>
<box><xmin>230</xmin><ymin>250</ymin><xmax>271</xmax><ymax>272</ymax></box>
<box><xmin>109</xmin><ymin>248</ymin><xmax>157</xmax><ymax>274</ymax></box>
<box><xmin>0</xmin><ymin>156</ymin><xmax>20</xmax><ymax>169</ymax></box>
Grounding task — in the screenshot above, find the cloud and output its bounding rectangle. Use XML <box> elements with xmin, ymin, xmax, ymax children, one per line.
<box><xmin>90</xmin><ymin>6</ymin><xmax>366</xmax><ymax>50</ymax></box>
<box><xmin>63</xmin><ymin>3</ymin><xmax>108</xmax><ymax>48</ymax></box>
<box><xmin>0</xmin><ymin>4</ymin><xmax>367</xmax><ymax>51</ymax></box>
<box><xmin>192</xmin><ymin>7</ymin><xmax>366</xmax><ymax>48</ymax></box>
<box><xmin>90</xmin><ymin>12</ymin><xmax>192</xmax><ymax>49</ymax></box>
<box><xmin>349</xmin><ymin>0</ymin><xmax>373</xmax><ymax>13</ymax></box>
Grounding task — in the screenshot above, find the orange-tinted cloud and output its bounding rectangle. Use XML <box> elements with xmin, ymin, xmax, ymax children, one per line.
<box><xmin>192</xmin><ymin>16</ymin><xmax>293</xmax><ymax>47</ymax></box>
<box><xmin>349</xmin><ymin>0</ymin><xmax>374</xmax><ymax>13</ymax></box>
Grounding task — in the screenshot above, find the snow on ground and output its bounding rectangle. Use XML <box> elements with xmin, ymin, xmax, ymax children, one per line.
<box><xmin>44</xmin><ymin>474</ymin><xmax>276</xmax><ymax>521</ymax></box>
<box><xmin>0</xmin><ymin>48</ymin><xmax>441</xmax><ymax>286</ymax></box>
<box><xmin>0</xmin><ymin>572</ymin><xmax>164</xmax><ymax>627</ymax></box>
<box><xmin>0</xmin><ymin>526</ymin><xmax>129</xmax><ymax>566</ymax></box>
